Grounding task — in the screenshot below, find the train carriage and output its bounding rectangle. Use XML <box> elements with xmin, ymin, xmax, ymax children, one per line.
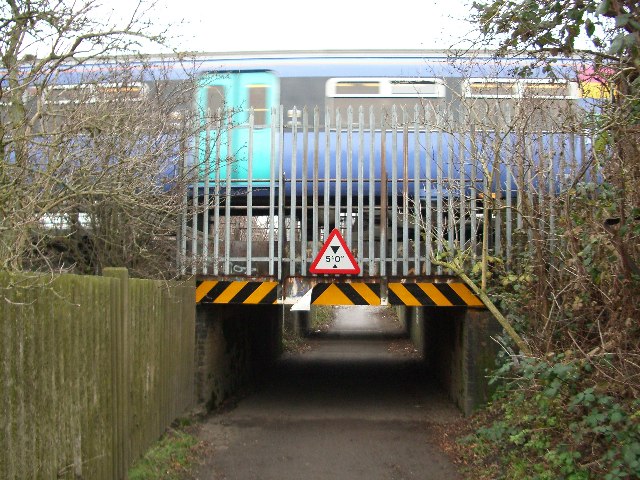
<box><xmin>188</xmin><ymin>50</ymin><xmax>592</xmax><ymax>201</ymax></box>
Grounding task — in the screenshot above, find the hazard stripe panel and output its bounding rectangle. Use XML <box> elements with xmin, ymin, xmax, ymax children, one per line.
<box><xmin>311</xmin><ymin>283</ymin><xmax>381</xmax><ymax>306</ymax></box>
<box><xmin>387</xmin><ymin>282</ymin><xmax>484</xmax><ymax>307</ymax></box>
<box><xmin>196</xmin><ymin>281</ymin><xmax>278</xmax><ymax>304</ymax></box>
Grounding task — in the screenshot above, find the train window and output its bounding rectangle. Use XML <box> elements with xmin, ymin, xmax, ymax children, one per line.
<box><xmin>464</xmin><ymin>78</ymin><xmax>579</xmax><ymax>99</ymax></box>
<box><xmin>464</xmin><ymin>79</ymin><xmax>519</xmax><ymax>128</ymax></box>
<box><xmin>45</xmin><ymin>84</ymin><xmax>92</xmax><ymax>104</ymax></box>
<box><xmin>45</xmin><ymin>82</ymin><xmax>145</xmax><ymax>104</ymax></box>
<box><xmin>207</xmin><ymin>86</ymin><xmax>225</xmax><ymax>113</ymax></box>
<box><xmin>465</xmin><ymin>78</ymin><xmax>578</xmax><ymax>99</ymax></box>
<box><xmin>326</xmin><ymin>77</ymin><xmax>446</xmax><ymax>127</ymax></box>
<box><xmin>335</xmin><ymin>81</ymin><xmax>381</xmax><ymax>96</ymax></box>
<box><xmin>463</xmin><ymin>78</ymin><xmax>581</xmax><ymax>130</ymax></box>
<box><xmin>247</xmin><ymin>84</ymin><xmax>269</xmax><ymax>126</ymax></box>
<box><xmin>327</xmin><ymin>78</ymin><xmax>444</xmax><ymax>98</ymax></box>
<box><xmin>95</xmin><ymin>83</ymin><xmax>144</xmax><ymax>102</ymax></box>
<box><xmin>390</xmin><ymin>79</ymin><xmax>444</xmax><ymax>97</ymax></box>
<box><xmin>521</xmin><ymin>80</ymin><xmax>577</xmax><ymax>99</ymax></box>
<box><xmin>41</xmin><ymin>82</ymin><xmax>147</xmax><ymax>132</ymax></box>
<box><xmin>466</xmin><ymin>80</ymin><xmax>517</xmax><ymax>98</ymax></box>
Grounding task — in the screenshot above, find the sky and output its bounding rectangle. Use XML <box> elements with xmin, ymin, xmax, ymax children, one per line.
<box><xmin>105</xmin><ymin>0</ymin><xmax>481</xmax><ymax>54</ymax></box>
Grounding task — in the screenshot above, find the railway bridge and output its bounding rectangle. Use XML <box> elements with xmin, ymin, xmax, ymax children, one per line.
<box><xmin>182</xmin><ymin>105</ymin><xmax>591</xmax><ymax>414</ymax></box>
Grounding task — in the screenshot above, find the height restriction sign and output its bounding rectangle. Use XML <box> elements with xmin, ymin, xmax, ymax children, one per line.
<box><xmin>309</xmin><ymin>228</ymin><xmax>360</xmax><ymax>275</ymax></box>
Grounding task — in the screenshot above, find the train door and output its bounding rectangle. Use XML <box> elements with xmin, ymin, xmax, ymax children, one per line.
<box><xmin>197</xmin><ymin>71</ymin><xmax>279</xmax><ymax>185</ymax></box>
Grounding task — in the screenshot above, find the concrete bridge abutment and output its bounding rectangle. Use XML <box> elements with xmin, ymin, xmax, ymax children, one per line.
<box><xmin>195</xmin><ymin>304</ymin><xmax>282</xmax><ymax>410</ymax></box>
<box><xmin>408</xmin><ymin>306</ymin><xmax>502</xmax><ymax>415</ymax></box>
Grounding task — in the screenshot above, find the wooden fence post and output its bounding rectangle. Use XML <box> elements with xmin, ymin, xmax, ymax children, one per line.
<box><xmin>103</xmin><ymin>268</ymin><xmax>130</xmax><ymax>479</ymax></box>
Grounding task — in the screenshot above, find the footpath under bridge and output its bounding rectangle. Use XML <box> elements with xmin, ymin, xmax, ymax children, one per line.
<box><xmin>179</xmin><ymin>105</ymin><xmax>594</xmax><ymax>307</ymax></box>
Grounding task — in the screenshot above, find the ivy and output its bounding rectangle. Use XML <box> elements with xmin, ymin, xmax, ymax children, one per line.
<box><xmin>464</xmin><ymin>357</ymin><xmax>640</xmax><ymax>479</ymax></box>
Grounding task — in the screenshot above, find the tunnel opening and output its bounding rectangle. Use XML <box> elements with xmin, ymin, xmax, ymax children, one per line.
<box><xmin>303</xmin><ymin>305</ymin><xmax>410</xmax><ymax>339</ymax></box>
<box><xmin>195</xmin><ymin>302</ymin><xmax>500</xmax><ymax>416</ymax></box>
<box><xmin>273</xmin><ymin>305</ymin><xmax>443</xmax><ymax>417</ymax></box>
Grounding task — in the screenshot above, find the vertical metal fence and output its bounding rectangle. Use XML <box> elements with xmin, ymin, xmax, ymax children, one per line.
<box><xmin>179</xmin><ymin>105</ymin><xmax>594</xmax><ymax>279</ymax></box>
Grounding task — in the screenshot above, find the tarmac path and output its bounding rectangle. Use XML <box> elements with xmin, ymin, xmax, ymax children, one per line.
<box><xmin>193</xmin><ymin>306</ymin><xmax>463</xmax><ymax>480</ymax></box>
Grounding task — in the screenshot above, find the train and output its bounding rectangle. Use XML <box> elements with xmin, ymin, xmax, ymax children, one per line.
<box><xmin>36</xmin><ymin>50</ymin><xmax>602</xmax><ymax>199</ymax></box>
<box><xmin>178</xmin><ymin>50</ymin><xmax>599</xmax><ymax>203</ymax></box>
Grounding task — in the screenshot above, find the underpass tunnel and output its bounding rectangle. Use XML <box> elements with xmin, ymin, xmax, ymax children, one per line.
<box><xmin>296</xmin><ymin>305</ymin><xmax>410</xmax><ymax>339</ymax></box>
<box><xmin>285</xmin><ymin>304</ymin><xmax>501</xmax><ymax>414</ymax></box>
<box><xmin>195</xmin><ymin>302</ymin><xmax>501</xmax><ymax>416</ymax></box>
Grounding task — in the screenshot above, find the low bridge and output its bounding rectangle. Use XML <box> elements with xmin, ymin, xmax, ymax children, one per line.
<box><xmin>182</xmin><ymin>105</ymin><xmax>592</xmax><ymax>414</ymax></box>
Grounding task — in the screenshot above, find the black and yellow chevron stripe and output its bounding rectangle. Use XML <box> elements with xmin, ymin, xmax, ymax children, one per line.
<box><xmin>196</xmin><ymin>280</ymin><xmax>278</xmax><ymax>304</ymax></box>
<box><xmin>195</xmin><ymin>280</ymin><xmax>484</xmax><ymax>307</ymax></box>
<box><xmin>387</xmin><ymin>282</ymin><xmax>483</xmax><ymax>307</ymax></box>
<box><xmin>311</xmin><ymin>283</ymin><xmax>381</xmax><ymax>306</ymax></box>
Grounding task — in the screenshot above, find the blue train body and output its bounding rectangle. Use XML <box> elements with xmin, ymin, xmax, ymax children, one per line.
<box><xmin>195</xmin><ymin>129</ymin><xmax>591</xmax><ymax>200</ymax></box>
<box><xmin>181</xmin><ymin>51</ymin><xmax>598</xmax><ymax>200</ymax></box>
<box><xmin>15</xmin><ymin>50</ymin><xmax>600</xmax><ymax>199</ymax></box>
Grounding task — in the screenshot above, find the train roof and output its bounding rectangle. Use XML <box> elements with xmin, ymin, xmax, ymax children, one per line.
<box><xmin>15</xmin><ymin>49</ymin><xmax>588</xmax><ymax>84</ymax></box>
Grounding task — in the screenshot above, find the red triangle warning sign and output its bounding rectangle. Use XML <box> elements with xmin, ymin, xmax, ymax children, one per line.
<box><xmin>309</xmin><ymin>229</ymin><xmax>360</xmax><ymax>275</ymax></box>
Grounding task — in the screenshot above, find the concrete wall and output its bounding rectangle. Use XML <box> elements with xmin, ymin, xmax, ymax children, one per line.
<box><xmin>409</xmin><ymin>306</ymin><xmax>501</xmax><ymax>415</ymax></box>
<box><xmin>195</xmin><ymin>304</ymin><xmax>281</xmax><ymax>410</ymax></box>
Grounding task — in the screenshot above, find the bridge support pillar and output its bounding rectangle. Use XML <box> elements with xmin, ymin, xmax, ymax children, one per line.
<box><xmin>410</xmin><ymin>306</ymin><xmax>501</xmax><ymax>415</ymax></box>
<box><xmin>461</xmin><ymin>308</ymin><xmax>502</xmax><ymax>414</ymax></box>
<box><xmin>195</xmin><ymin>304</ymin><xmax>282</xmax><ymax>410</ymax></box>
<box><xmin>393</xmin><ymin>306</ymin><xmax>411</xmax><ymax>336</ymax></box>
<box><xmin>407</xmin><ymin>307</ymin><xmax>427</xmax><ymax>362</ymax></box>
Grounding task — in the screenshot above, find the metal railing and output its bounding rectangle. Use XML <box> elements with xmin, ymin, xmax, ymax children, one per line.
<box><xmin>179</xmin><ymin>105</ymin><xmax>595</xmax><ymax>279</ymax></box>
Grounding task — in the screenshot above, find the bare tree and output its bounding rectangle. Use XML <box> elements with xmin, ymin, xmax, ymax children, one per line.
<box><xmin>417</xmin><ymin>51</ymin><xmax>640</xmax><ymax>392</ymax></box>
<box><xmin>0</xmin><ymin>1</ymin><xmax>202</xmax><ymax>278</ymax></box>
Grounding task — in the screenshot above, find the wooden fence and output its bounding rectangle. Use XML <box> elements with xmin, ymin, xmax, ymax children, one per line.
<box><xmin>0</xmin><ymin>268</ymin><xmax>195</xmax><ymax>479</ymax></box>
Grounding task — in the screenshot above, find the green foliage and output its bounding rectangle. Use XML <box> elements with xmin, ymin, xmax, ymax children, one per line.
<box><xmin>309</xmin><ymin>305</ymin><xmax>334</xmax><ymax>331</ymax></box>
<box><xmin>465</xmin><ymin>3</ymin><xmax>640</xmax><ymax>476</ymax></box>
<box><xmin>473</xmin><ymin>0</ymin><xmax>639</xmax><ymax>68</ymax></box>
<box><xmin>464</xmin><ymin>356</ymin><xmax>640</xmax><ymax>479</ymax></box>
<box><xmin>457</xmin><ymin>182</ymin><xmax>640</xmax><ymax>480</ymax></box>
<box><xmin>129</xmin><ymin>428</ymin><xmax>199</xmax><ymax>480</ymax></box>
